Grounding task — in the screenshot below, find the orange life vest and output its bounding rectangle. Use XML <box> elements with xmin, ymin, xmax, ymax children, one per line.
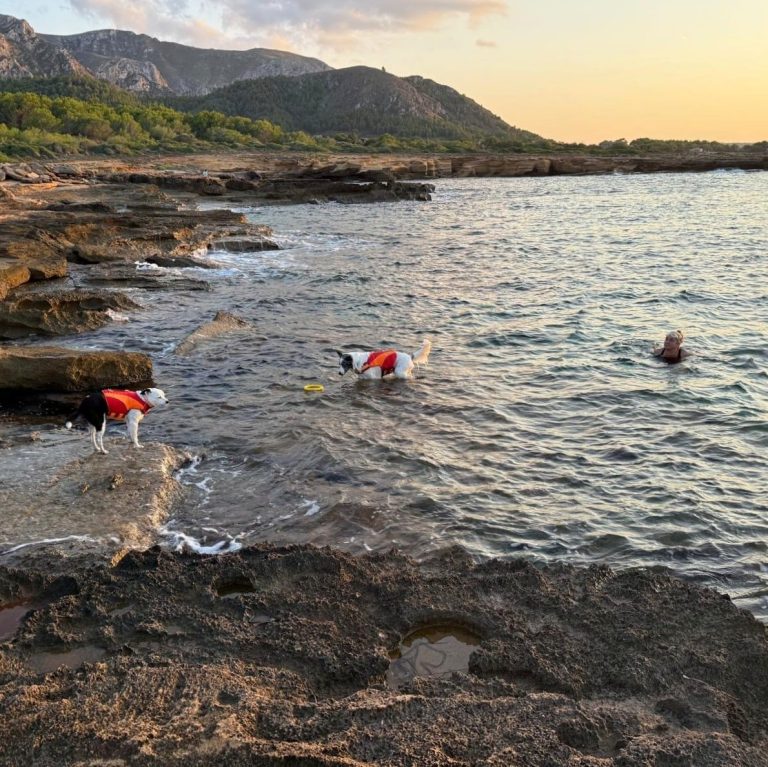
<box><xmin>360</xmin><ymin>350</ymin><xmax>398</xmax><ymax>376</ymax></box>
<box><xmin>102</xmin><ymin>389</ymin><xmax>151</xmax><ymax>421</ymax></box>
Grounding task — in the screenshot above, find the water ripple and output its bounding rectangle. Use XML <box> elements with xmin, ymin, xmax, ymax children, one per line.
<box><xmin>21</xmin><ymin>171</ymin><xmax>768</xmax><ymax>619</ymax></box>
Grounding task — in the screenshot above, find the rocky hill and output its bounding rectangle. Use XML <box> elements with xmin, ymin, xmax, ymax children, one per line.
<box><xmin>0</xmin><ymin>14</ymin><xmax>538</xmax><ymax>141</ymax></box>
<box><xmin>0</xmin><ymin>15</ymin><xmax>89</xmax><ymax>80</ymax></box>
<box><xmin>171</xmin><ymin>66</ymin><xmax>534</xmax><ymax>139</ymax></box>
<box><xmin>42</xmin><ymin>28</ymin><xmax>331</xmax><ymax>95</ymax></box>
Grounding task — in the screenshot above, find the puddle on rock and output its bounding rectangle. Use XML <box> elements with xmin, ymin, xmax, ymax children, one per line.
<box><xmin>0</xmin><ymin>603</ymin><xmax>32</xmax><ymax>643</ymax></box>
<box><xmin>215</xmin><ymin>576</ymin><xmax>256</xmax><ymax>597</ymax></box>
<box><xmin>387</xmin><ymin>624</ymin><xmax>481</xmax><ymax>689</ymax></box>
<box><xmin>28</xmin><ymin>646</ymin><xmax>106</xmax><ymax>674</ymax></box>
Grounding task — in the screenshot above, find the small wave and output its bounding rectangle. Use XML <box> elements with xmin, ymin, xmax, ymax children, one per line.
<box><xmin>160</xmin><ymin>527</ymin><xmax>243</xmax><ymax>555</ymax></box>
<box><xmin>468</xmin><ymin>330</ymin><xmax>554</xmax><ymax>348</ymax></box>
<box><xmin>602</xmin><ymin>446</ymin><xmax>641</xmax><ymax>462</ymax></box>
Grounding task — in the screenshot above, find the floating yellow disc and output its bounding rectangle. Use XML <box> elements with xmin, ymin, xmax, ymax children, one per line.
<box><xmin>304</xmin><ymin>384</ymin><xmax>324</xmax><ymax>392</ymax></box>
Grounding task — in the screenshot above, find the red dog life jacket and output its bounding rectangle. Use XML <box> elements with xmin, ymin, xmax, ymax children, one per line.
<box><xmin>102</xmin><ymin>389</ymin><xmax>151</xmax><ymax>421</ymax></box>
<box><xmin>360</xmin><ymin>350</ymin><xmax>398</xmax><ymax>376</ymax></box>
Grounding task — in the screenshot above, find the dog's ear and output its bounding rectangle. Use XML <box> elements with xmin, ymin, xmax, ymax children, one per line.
<box><xmin>140</xmin><ymin>388</ymin><xmax>151</xmax><ymax>395</ymax></box>
<box><xmin>335</xmin><ymin>349</ymin><xmax>343</xmax><ymax>357</ymax></box>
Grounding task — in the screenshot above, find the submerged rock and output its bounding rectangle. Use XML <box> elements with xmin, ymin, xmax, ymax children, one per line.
<box><xmin>0</xmin><ymin>346</ymin><xmax>152</xmax><ymax>391</ymax></box>
<box><xmin>175</xmin><ymin>310</ymin><xmax>255</xmax><ymax>356</ymax></box>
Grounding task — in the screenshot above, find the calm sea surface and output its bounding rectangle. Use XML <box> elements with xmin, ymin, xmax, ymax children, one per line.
<box><xmin>10</xmin><ymin>171</ymin><xmax>768</xmax><ymax>616</ymax></box>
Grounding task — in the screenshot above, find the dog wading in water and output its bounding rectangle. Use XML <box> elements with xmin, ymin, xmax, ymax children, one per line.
<box><xmin>66</xmin><ymin>388</ymin><xmax>168</xmax><ymax>454</ymax></box>
<box><xmin>337</xmin><ymin>339</ymin><xmax>432</xmax><ymax>380</ymax></box>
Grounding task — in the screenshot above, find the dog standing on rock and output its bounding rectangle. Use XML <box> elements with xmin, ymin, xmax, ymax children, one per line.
<box><xmin>66</xmin><ymin>388</ymin><xmax>168</xmax><ymax>454</ymax></box>
<box><xmin>337</xmin><ymin>339</ymin><xmax>432</xmax><ymax>380</ymax></box>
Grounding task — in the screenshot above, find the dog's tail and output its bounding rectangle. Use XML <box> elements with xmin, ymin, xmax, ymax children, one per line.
<box><xmin>65</xmin><ymin>407</ymin><xmax>81</xmax><ymax>430</ymax></box>
<box><xmin>412</xmin><ymin>338</ymin><xmax>432</xmax><ymax>366</ymax></box>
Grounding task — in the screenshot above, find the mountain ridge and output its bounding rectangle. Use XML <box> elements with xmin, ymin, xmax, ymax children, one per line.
<box><xmin>42</xmin><ymin>28</ymin><xmax>331</xmax><ymax>95</ymax></box>
<box><xmin>169</xmin><ymin>66</ymin><xmax>537</xmax><ymax>140</ymax></box>
<box><xmin>0</xmin><ymin>14</ymin><xmax>540</xmax><ymax>141</ymax></box>
<box><xmin>0</xmin><ymin>15</ymin><xmax>90</xmax><ymax>80</ymax></box>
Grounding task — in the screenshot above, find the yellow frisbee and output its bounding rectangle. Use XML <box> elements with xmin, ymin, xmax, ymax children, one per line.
<box><xmin>304</xmin><ymin>384</ymin><xmax>324</xmax><ymax>393</ymax></box>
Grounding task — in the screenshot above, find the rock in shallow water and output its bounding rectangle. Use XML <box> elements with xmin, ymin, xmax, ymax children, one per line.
<box><xmin>0</xmin><ymin>430</ymin><xmax>185</xmax><ymax>561</ymax></box>
<box><xmin>0</xmin><ymin>285</ymin><xmax>140</xmax><ymax>338</ymax></box>
<box><xmin>174</xmin><ymin>310</ymin><xmax>255</xmax><ymax>356</ymax></box>
<box><xmin>0</xmin><ymin>346</ymin><xmax>152</xmax><ymax>391</ymax></box>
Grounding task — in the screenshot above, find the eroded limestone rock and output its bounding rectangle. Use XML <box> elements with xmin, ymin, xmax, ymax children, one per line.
<box><xmin>175</xmin><ymin>310</ymin><xmax>255</xmax><ymax>356</ymax></box>
<box><xmin>0</xmin><ymin>286</ymin><xmax>140</xmax><ymax>338</ymax></box>
<box><xmin>0</xmin><ymin>346</ymin><xmax>152</xmax><ymax>391</ymax></box>
<box><xmin>0</xmin><ymin>431</ymin><xmax>184</xmax><ymax>555</ymax></box>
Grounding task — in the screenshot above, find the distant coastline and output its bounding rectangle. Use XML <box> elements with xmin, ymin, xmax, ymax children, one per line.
<box><xmin>3</xmin><ymin>150</ymin><xmax>766</xmax><ymax>189</ymax></box>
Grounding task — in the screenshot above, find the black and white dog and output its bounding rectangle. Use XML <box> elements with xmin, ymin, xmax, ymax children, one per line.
<box><xmin>337</xmin><ymin>339</ymin><xmax>431</xmax><ymax>380</ymax></box>
<box><xmin>66</xmin><ymin>388</ymin><xmax>168</xmax><ymax>454</ymax></box>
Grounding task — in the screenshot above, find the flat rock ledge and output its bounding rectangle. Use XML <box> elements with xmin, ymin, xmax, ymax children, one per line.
<box><xmin>0</xmin><ymin>182</ymin><xmax>279</xmax><ymax>338</ymax></box>
<box><xmin>0</xmin><ymin>285</ymin><xmax>142</xmax><ymax>339</ymax></box>
<box><xmin>1</xmin><ymin>544</ymin><xmax>767</xmax><ymax>766</ymax></box>
<box><xmin>0</xmin><ymin>346</ymin><xmax>152</xmax><ymax>392</ymax></box>
<box><xmin>0</xmin><ymin>430</ymin><xmax>185</xmax><ymax>565</ymax></box>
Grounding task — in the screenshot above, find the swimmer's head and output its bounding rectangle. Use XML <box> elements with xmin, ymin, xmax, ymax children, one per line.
<box><xmin>664</xmin><ymin>329</ymin><xmax>684</xmax><ymax>350</ymax></box>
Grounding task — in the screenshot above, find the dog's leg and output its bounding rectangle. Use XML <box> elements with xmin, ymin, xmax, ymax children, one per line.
<box><xmin>89</xmin><ymin>424</ymin><xmax>99</xmax><ymax>453</ymax></box>
<box><xmin>126</xmin><ymin>410</ymin><xmax>144</xmax><ymax>448</ymax></box>
<box><xmin>97</xmin><ymin>418</ymin><xmax>108</xmax><ymax>455</ymax></box>
<box><xmin>394</xmin><ymin>355</ymin><xmax>414</xmax><ymax>379</ymax></box>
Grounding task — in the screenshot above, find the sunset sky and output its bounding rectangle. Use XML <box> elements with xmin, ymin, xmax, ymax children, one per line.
<box><xmin>3</xmin><ymin>0</ymin><xmax>766</xmax><ymax>143</ymax></box>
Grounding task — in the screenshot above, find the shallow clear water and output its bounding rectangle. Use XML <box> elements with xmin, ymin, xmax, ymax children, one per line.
<box><xmin>7</xmin><ymin>171</ymin><xmax>768</xmax><ymax>616</ymax></box>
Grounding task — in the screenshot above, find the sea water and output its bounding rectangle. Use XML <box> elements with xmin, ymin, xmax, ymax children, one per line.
<box><xmin>4</xmin><ymin>171</ymin><xmax>768</xmax><ymax>617</ymax></box>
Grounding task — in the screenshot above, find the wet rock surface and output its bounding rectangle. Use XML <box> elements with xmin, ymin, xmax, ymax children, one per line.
<box><xmin>0</xmin><ymin>429</ymin><xmax>185</xmax><ymax>563</ymax></box>
<box><xmin>0</xmin><ymin>545</ymin><xmax>766</xmax><ymax>766</ymax></box>
<box><xmin>174</xmin><ymin>310</ymin><xmax>256</xmax><ymax>356</ymax></box>
<box><xmin>0</xmin><ymin>345</ymin><xmax>152</xmax><ymax>392</ymax></box>
<box><xmin>0</xmin><ymin>283</ymin><xmax>141</xmax><ymax>338</ymax></box>
<box><xmin>74</xmin><ymin>261</ymin><xmax>212</xmax><ymax>291</ymax></box>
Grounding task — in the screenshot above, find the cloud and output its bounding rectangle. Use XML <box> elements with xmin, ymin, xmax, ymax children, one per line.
<box><xmin>475</xmin><ymin>38</ymin><xmax>496</xmax><ymax>47</ymax></box>
<box><xmin>67</xmin><ymin>0</ymin><xmax>229</xmax><ymax>47</ymax></box>
<box><xmin>67</xmin><ymin>0</ymin><xmax>507</xmax><ymax>51</ymax></box>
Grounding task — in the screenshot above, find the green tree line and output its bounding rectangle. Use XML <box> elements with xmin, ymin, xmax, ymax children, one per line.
<box><xmin>0</xmin><ymin>78</ymin><xmax>763</xmax><ymax>161</ymax></box>
<box><xmin>0</xmin><ymin>77</ymin><xmax>558</xmax><ymax>159</ymax></box>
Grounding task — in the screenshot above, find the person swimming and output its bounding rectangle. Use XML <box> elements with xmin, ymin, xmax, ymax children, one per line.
<box><xmin>654</xmin><ymin>329</ymin><xmax>688</xmax><ymax>363</ymax></box>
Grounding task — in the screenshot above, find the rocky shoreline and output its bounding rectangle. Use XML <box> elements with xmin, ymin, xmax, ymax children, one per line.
<box><xmin>2</xmin><ymin>152</ymin><xmax>768</xmax><ymax>765</ymax></box>
<box><xmin>2</xmin><ymin>545</ymin><xmax>768</xmax><ymax>765</ymax></box>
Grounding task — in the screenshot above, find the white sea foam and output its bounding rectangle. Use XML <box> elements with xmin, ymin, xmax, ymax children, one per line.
<box><xmin>174</xmin><ymin>454</ymin><xmax>203</xmax><ymax>479</ymax></box>
<box><xmin>1</xmin><ymin>535</ymin><xmax>100</xmax><ymax>556</ymax></box>
<box><xmin>301</xmin><ymin>499</ymin><xmax>321</xmax><ymax>517</ymax></box>
<box><xmin>105</xmin><ymin>308</ymin><xmax>130</xmax><ymax>322</ymax></box>
<box><xmin>160</xmin><ymin>526</ymin><xmax>243</xmax><ymax>555</ymax></box>
<box><xmin>135</xmin><ymin>261</ymin><xmax>163</xmax><ymax>271</ymax></box>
